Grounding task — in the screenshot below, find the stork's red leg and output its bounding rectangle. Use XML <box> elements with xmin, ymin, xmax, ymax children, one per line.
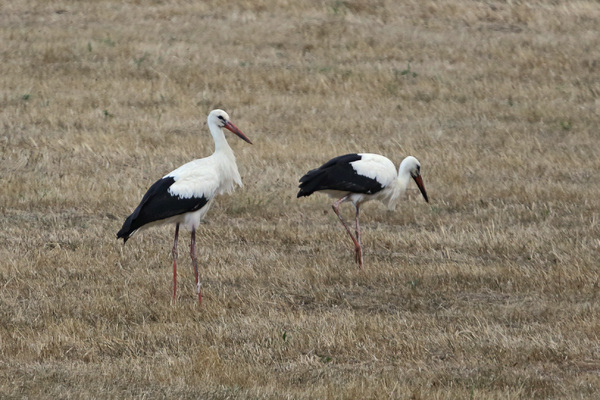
<box><xmin>354</xmin><ymin>204</ymin><xmax>363</xmax><ymax>268</ymax></box>
<box><xmin>171</xmin><ymin>224</ymin><xmax>180</xmax><ymax>304</ymax></box>
<box><xmin>332</xmin><ymin>196</ymin><xmax>362</xmax><ymax>267</ymax></box>
<box><xmin>190</xmin><ymin>228</ymin><xmax>202</xmax><ymax>305</ymax></box>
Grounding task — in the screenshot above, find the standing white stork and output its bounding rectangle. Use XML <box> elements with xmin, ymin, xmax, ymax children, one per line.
<box><xmin>297</xmin><ymin>153</ymin><xmax>428</xmax><ymax>268</ymax></box>
<box><xmin>117</xmin><ymin>109</ymin><xmax>252</xmax><ymax>304</ymax></box>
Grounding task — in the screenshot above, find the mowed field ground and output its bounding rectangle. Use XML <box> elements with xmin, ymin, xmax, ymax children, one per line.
<box><xmin>1</xmin><ymin>0</ymin><xmax>600</xmax><ymax>398</ymax></box>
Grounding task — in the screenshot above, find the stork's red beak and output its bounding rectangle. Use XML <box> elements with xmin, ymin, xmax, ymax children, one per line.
<box><xmin>224</xmin><ymin>121</ymin><xmax>253</xmax><ymax>144</ymax></box>
<box><xmin>413</xmin><ymin>175</ymin><xmax>429</xmax><ymax>203</ymax></box>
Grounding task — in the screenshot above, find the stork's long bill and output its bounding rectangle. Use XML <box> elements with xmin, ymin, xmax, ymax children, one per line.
<box><xmin>224</xmin><ymin>121</ymin><xmax>253</xmax><ymax>144</ymax></box>
<box><xmin>413</xmin><ymin>175</ymin><xmax>429</xmax><ymax>203</ymax></box>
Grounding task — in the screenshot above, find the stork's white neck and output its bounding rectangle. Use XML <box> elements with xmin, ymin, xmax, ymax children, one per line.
<box><xmin>397</xmin><ymin>161</ymin><xmax>413</xmax><ymax>192</ymax></box>
<box><xmin>206</xmin><ymin>118</ymin><xmax>242</xmax><ymax>191</ymax></box>
<box><xmin>381</xmin><ymin>159</ymin><xmax>413</xmax><ymax>210</ymax></box>
<box><xmin>208</xmin><ymin>121</ymin><xmax>234</xmax><ymax>154</ymax></box>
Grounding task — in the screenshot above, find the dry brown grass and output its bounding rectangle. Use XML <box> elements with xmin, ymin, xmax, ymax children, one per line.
<box><xmin>1</xmin><ymin>0</ymin><xmax>600</xmax><ymax>398</ymax></box>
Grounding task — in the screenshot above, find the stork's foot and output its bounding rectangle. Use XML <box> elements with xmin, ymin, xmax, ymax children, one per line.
<box><xmin>197</xmin><ymin>282</ymin><xmax>202</xmax><ymax>305</ymax></box>
<box><xmin>354</xmin><ymin>245</ymin><xmax>363</xmax><ymax>268</ymax></box>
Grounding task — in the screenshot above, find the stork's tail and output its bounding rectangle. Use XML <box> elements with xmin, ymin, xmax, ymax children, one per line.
<box><xmin>297</xmin><ymin>168</ymin><xmax>326</xmax><ymax>198</ymax></box>
<box><xmin>116</xmin><ymin>215</ymin><xmax>135</xmax><ymax>243</ymax></box>
<box><xmin>297</xmin><ymin>187</ymin><xmax>312</xmax><ymax>198</ymax></box>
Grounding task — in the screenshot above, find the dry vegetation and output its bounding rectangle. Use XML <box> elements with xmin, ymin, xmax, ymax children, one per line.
<box><xmin>1</xmin><ymin>0</ymin><xmax>600</xmax><ymax>398</ymax></box>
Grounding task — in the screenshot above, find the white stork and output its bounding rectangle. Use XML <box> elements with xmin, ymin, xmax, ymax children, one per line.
<box><xmin>297</xmin><ymin>153</ymin><xmax>429</xmax><ymax>268</ymax></box>
<box><xmin>117</xmin><ymin>109</ymin><xmax>252</xmax><ymax>304</ymax></box>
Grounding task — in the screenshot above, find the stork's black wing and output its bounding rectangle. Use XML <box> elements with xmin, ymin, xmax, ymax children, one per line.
<box><xmin>117</xmin><ymin>176</ymin><xmax>208</xmax><ymax>242</ymax></box>
<box><xmin>297</xmin><ymin>154</ymin><xmax>384</xmax><ymax>197</ymax></box>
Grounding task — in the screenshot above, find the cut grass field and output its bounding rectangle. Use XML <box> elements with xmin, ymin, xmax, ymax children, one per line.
<box><xmin>1</xmin><ymin>0</ymin><xmax>600</xmax><ymax>398</ymax></box>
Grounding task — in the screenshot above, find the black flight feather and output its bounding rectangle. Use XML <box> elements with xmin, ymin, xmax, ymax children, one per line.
<box><xmin>297</xmin><ymin>154</ymin><xmax>384</xmax><ymax>198</ymax></box>
<box><xmin>117</xmin><ymin>176</ymin><xmax>208</xmax><ymax>243</ymax></box>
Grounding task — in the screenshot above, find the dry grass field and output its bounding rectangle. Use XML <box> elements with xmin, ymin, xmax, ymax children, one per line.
<box><xmin>1</xmin><ymin>0</ymin><xmax>600</xmax><ymax>398</ymax></box>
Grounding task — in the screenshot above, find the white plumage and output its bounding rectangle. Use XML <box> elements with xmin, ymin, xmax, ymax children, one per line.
<box><xmin>117</xmin><ymin>109</ymin><xmax>252</xmax><ymax>304</ymax></box>
<box><xmin>298</xmin><ymin>153</ymin><xmax>429</xmax><ymax>268</ymax></box>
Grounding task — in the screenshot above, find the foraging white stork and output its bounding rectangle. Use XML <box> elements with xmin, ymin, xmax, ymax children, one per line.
<box><xmin>297</xmin><ymin>153</ymin><xmax>429</xmax><ymax>268</ymax></box>
<box><xmin>117</xmin><ymin>109</ymin><xmax>252</xmax><ymax>304</ymax></box>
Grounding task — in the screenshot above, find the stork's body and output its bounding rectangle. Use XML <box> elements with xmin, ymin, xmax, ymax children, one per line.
<box><xmin>117</xmin><ymin>109</ymin><xmax>252</xmax><ymax>304</ymax></box>
<box><xmin>298</xmin><ymin>153</ymin><xmax>428</xmax><ymax>268</ymax></box>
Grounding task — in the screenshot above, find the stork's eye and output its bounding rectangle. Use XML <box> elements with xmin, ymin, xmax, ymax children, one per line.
<box><xmin>218</xmin><ymin>115</ymin><xmax>225</xmax><ymax>121</ymax></box>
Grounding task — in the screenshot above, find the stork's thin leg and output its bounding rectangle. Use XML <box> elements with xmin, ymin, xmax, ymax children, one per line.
<box><xmin>354</xmin><ymin>204</ymin><xmax>363</xmax><ymax>268</ymax></box>
<box><xmin>332</xmin><ymin>196</ymin><xmax>362</xmax><ymax>267</ymax></box>
<box><xmin>190</xmin><ymin>228</ymin><xmax>202</xmax><ymax>305</ymax></box>
<box><xmin>171</xmin><ymin>224</ymin><xmax>180</xmax><ymax>304</ymax></box>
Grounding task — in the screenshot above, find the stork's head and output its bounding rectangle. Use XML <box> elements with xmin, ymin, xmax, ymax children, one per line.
<box><xmin>400</xmin><ymin>156</ymin><xmax>429</xmax><ymax>203</ymax></box>
<box><xmin>208</xmin><ymin>109</ymin><xmax>253</xmax><ymax>144</ymax></box>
